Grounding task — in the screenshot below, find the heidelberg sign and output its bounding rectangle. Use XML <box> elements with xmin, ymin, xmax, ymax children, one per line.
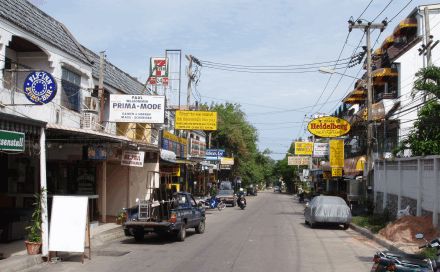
<box><xmin>307</xmin><ymin>116</ymin><xmax>351</xmax><ymax>138</ymax></box>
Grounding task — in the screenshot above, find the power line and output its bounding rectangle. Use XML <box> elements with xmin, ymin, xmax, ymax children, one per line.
<box><xmin>356</xmin><ymin>0</ymin><xmax>375</xmax><ymax>21</ymax></box>
<box><xmin>388</xmin><ymin>0</ymin><xmax>414</xmax><ymax>23</ymax></box>
<box><xmin>372</xmin><ymin>0</ymin><xmax>394</xmax><ymax>22</ymax></box>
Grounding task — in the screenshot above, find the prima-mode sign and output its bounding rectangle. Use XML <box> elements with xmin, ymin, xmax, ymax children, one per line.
<box><xmin>23</xmin><ymin>71</ymin><xmax>57</xmax><ymax>104</ymax></box>
<box><xmin>108</xmin><ymin>95</ymin><xmax>165</xmax><ymax>123</ymax></box>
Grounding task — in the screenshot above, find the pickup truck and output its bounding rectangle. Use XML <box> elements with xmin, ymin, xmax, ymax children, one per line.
<box><xmin>123</xmin><ymin>191</ymin><xmax>205</xmax><ymax>242</ymax></box>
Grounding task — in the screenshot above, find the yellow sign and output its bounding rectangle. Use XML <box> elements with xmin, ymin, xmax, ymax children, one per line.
<box><xmin>307</xmin><ymin>116</ymin><xmax>351</xmax><ymax>138</ymax></box>
<box><xmin>294</xmin><ymin>142</ymin><xmax>314</xmax><ymax>155</ymax></box>
<box><xmin>162</xmin><ymin>130</ymin><xmax>187</xmax><ymax>145</ymax></box>
<box><xmin>330</xmin><ymin>140</ymin><xmax>344</xmax><ymax>168</ymax></box>
<box><xmin>332</xmin><ymin>167</ymin><xmax>343</xmax><ymax>177</ymax></box>
<box><xmin>287</xmin><ymin>156</ymin><xmax>310</xmax><ymax>166</ymax></box>
<box><xmin>220</xmin><ymin>157</ymin><xmax>234</xmax><ymax>165</ymax></box>
<box><xmin>323</xmin><ymin>171</ymin><xmax>331</xmax><ymax>179</ymax></box>
<box><xmin>175</xmin><ymin>111</ymin><xmax>217</xmax><ymax>130</ymax></box>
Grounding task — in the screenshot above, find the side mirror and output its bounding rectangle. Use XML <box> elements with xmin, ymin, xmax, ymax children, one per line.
<box><xmin>415</xmin><ymin>233</ymin><xmax>424</xmax><ymax>239</ymax></box>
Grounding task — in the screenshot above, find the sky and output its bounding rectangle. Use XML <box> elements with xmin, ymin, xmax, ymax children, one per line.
<box><xmin>33</xmin><ymin>0</ymin><xmax>435</xmax><ymax>160</ymax></box>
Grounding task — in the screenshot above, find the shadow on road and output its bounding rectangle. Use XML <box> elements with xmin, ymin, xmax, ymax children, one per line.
<box><xmin>300</xmin><ymin>222</ymin><xmax>348</xmax><ymax>231</ymax></box>
<box><xmin>120</xmin><ymin>231</ymin><xmax>197</xmax><ymax>245</ymax></box>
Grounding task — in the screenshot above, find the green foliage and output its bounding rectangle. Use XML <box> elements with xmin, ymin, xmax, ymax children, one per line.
<box><xmin>352</xmin><ymin>212</ymin><xmax>390</xmax><ymax>234</ymax></box>
<box><xmin>420</xmin><ymin>247</ymin><xmax>437</xmax><ymax>260</ymax></box>
<box><xmin>207</xmin><ymin>102</ymin><xmax>275</xmax><ymax>186</ymax></box>
<box><xmin>25</xmin><ymin>189</ymin><xmax>45</xmax><ymax>243</ymax></box>
<box><xmin>413</xmin><ymin>66</ymin><xmax>440</xmax><ymax>99</ymax></box>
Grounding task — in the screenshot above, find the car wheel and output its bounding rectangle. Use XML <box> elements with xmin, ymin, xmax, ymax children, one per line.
<box><xmin>304</xmin><ymin>220</ymin><xmax>309</xmax><ymax>225</ymax></box>
<box><xmin>195</xmin><ymin>220</ymin><xmax>205</xmax><ymax>234</ymax></box>
<box><xmin>309</xmin><ymin>222</ymin><xmax>315</xmax><ymax>229</ymax></box>
<box><xmin>176</xmin><ymin>224</ymin><xmax>186</xmax><ymax>241</ymax></box>
<box><xmin>134</xmin><ymin>230</ymin><xmax>144</xmax><ymax>242</ymax></box>
<box><xmin>343</xmin><ymin>224</ymin><xmax>349</xmax><ymax>230</ymax></box>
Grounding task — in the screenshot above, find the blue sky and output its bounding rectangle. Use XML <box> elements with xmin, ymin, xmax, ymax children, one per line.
<box><xmin>35</xmin><ymin>0</ymin><xmax>434</xmax><ymax>160</ymax></box>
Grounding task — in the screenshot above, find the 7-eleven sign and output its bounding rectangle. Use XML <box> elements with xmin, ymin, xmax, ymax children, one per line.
<box><xmin>150</xmin><ymin>57</ymin><xmax>168</xmax><ymax>78</ymax></box>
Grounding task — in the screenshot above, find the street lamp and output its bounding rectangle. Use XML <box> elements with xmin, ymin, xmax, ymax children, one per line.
<box><xmin>318</xmin><ymin>67</ymin><xmax>361</xmax><ymax>80</ymax></box>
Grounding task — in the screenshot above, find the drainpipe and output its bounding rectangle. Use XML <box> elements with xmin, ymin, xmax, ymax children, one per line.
<box><xmin>40</xmin><ymin>127</ymin><xmax>48</xmax><ymax>256</ymax></box>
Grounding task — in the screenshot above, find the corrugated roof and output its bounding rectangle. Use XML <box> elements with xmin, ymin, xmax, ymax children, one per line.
<box><xmin>0</xmin><ymin>0</ymin><xmax>91</xmax><ymax>64</ymax></box>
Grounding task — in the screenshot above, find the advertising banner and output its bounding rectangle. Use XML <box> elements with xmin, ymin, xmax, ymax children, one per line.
<box><xmin>307</xmin><ymin>116</ymin><xmax>351</xmax><ymax>138</ymax></box>
<box><xmin>220</xmin><ymin>157</ymin><xmax>234</xmax><ymax>165</ymax></box>
<box><xmin>121</xmin><ymin>150</ymin><xmax>145</xmax><ymax>167</ymax></box>
<box><xmin>287</xmin><ymin>156</ymin><xmax>310</xmax><ymax>166</ymax></box>
<box><xmin>332</xmin><ymin>167</ymin><xmax>343</xmax><ymax>177</ymax></box>
<box><xmin>329</xmin><ymin>140</ymin><xmax>344</xmax><ymax>168</ymax></box>
<box><xmin>294</xmin><ymin>142</ymin><xmax>314</xmax><ymax>155</ymax></box>
<box><xmin>313</xmin><ymin>143</ymin><xmax>329</xmax><ymax>157</ymax></box>
<box><xmin>162</xmin><ymin>130</ymin><xmax>187</xmax><ymax>158</ymax></box>
<box><xmin>175</xmin><ymin>111</ymin><xmax>217</xmax><ymax>130</ymax></box>
<box><xmin>0</xmin><ymin>130</ymin><xmax>25</xmax><ymax>151</ymax></box>
<box><xmin>108</xmin><ymin>95</ymin><xmax>165</xmax><ymax>123</ymax></box>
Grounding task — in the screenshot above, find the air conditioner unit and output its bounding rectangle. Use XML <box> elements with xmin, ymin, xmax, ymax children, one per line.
<box><xmin>84</xmin><ymin>97</ymin><xmax>99</xmax><ymax>112</ymax></box>
<box><xmin>81</xmin><ymin>111</ymin><xmax>99</xmax><ymax>130</ymax></box>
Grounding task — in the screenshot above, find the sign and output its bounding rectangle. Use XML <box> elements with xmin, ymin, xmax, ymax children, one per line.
<box><xmin>307</xmin><ymin>116</ymin><xmax>351</xmax><ymax>138</ymax></box>
<box><xmin>329</xmin><ymin>140</ymin><xmax>344</xmax><ymax>168</ymax></box>
<box><xmin>287</xmin><ymin>156</ymin><xmax>310</xmax><ymax>166</ymax></box>
<box><xmin>108</xmin><ymin>95</ymin><xmax>165</xmax><ymax>123</ymax></box>
<box><xmin>302</xmin><ymin>169</ymin><xmax>310</xmax><ymax>178</ymax></box>
<box><xmin>150</xmin><ymin>57</ymin><xmax>169</xmax><ymax>78</ymax></box>
<box><xmin>205</xmin><ymin>149</ymin><xmax>225</xmax><ymax>161</ymax></box>
<box><xmin>294</xmin><ymin>142</ymin><xmax>314</xmax><ymax>155</ymax></box>
<box><xmin>220</xmin><ymin>164</ymin><xmax>232</xmax><ymax>170</ymax></box>
<box><xmin>121</xmin><ymin>150</ymin><xmax>145</xmax><ymax>167</ymax></box>
<box><xmin>220</xmin><ymin>157</ymin><xmax>234</xmax><ymax>165</ymax></box>
<box><xmin>313</xmin><ymin>143</ymin><xmax>329</xmax><ymax>157</ymax></box>
<box><xmin>49</xmin><ymin>196</ymin><xmax>89</xmax><ymax>253</ymax></box>
<box><xmin>190</xmin><ymin>138</ymin><xmax>206</xmax><ymax>157</ymax></box>
<box><xmin>23</xmin><ymin>71</ymin><xmax>57</xmax><ymax>104</ymax></box>
<box><xmin>332</xmin><ymin>167</ymin><xmax>343</xmax><ymax>177</ymax></box>
<box><xmin>0</xmin><ymin>130</ymin><xmax>25</xmax><ymax>151</ymax></box>
<box><xmin>175</xmin><ymin>111</ymin><xmax>217</xmax><ymax>130</ymax></box>
<box><xmin>162</xmin><ymin>131</ymin><xmax>187</xmax><ymax>158</ymax></box>
<box><xmin>147</xmin><ymin>76</ymin><xmax>168</xmax><ymax>86</ymax></box>
<box><xmin>161</xmin><ymin>166</ymin><xmax>181</xmax><ymax>176</ymax></box>
<box><xmin>84</xmin><ymin>145</ymin><xmax>107</xmax><ymax>160</ymax></box>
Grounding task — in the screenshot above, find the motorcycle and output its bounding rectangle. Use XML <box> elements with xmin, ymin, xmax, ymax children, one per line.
<box><xmin>200</xmin><ymin>196</ymin><xmax>226</xmax><ymax>211</ymax></box>
<box><xmin>238</xmin><ymin>195</ymin><xmax>246</xmax><ymax>210</ymax></box>
<box><xmin>370</xmin><ymin>233</ymin><xmax>440</xmax><ymax>271</ymax></box>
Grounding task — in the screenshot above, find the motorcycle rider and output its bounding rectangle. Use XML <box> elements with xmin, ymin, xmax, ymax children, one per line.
<box><xmin>298</xmin><ymin>186</ymin><xmax>305</xmax><ymax>203</ymax></box>
<box><xmin>237</xmin><ymin>188</ymin><xmax>247</xmax><ymax>206</ymax></box>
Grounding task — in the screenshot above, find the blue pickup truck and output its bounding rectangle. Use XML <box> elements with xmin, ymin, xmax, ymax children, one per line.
<box><xmin>123</xmin><ymin>191</ymin><xmax>205</xmax><ymax>242</ymax></box>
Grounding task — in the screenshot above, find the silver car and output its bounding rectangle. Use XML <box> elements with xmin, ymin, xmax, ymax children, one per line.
<box><xmin>304</xmin><ymin>196</ymin><xmax>351</xmax><ymax>229</ymax></box>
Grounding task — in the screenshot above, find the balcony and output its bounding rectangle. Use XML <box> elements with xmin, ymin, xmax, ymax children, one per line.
<box><xmin>388</xmin><ymin>18</ymin><xmax>419</xmax><ymax>61</ymax></box>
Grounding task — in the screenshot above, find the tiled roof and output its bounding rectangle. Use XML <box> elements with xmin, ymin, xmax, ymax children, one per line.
<box><xmin>0</xmin><ymin>0</ymin><xmax>91</xmax><ymax>64</ymax></box>
<box><xmin>84</xmin><ymin>48</ymin><xmax>145</xmax><ymax>95</ymax></box>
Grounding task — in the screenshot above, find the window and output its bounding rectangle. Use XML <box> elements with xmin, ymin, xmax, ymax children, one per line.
<box><xmin>61</xmin><ymin>68</ymin><xmax>81</xmax><ymax>112</ymax></box>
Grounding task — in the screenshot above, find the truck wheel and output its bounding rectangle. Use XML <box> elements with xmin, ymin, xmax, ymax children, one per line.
<box><xmin>176</xmin><ymin>224</ymin><xmax>186</xmax><ymax>241</ymax></box>
<box><xmin>134</xmin><ymin>230</ymin><xmax>144</xmax><ymax>242</ymax></box>
<box><xmin>195</xmin><ymin>220</ymin><xmax>205</xmax><ymax>234</ymax></box>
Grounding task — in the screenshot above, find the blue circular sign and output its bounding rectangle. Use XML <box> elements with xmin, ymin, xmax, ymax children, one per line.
<box><xmin>23</xmin><ymin>71</ymin><xmax>57</xmax><ymax>104</ymax></box>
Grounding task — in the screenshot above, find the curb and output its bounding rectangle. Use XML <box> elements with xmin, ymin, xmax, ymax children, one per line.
<box><xmin>349</xmin><ymin>223</ymin><xmax>404</xmax><ymax>253</ymax></box>
<box><xmin>1</xmin><ymin>254</ymin><xmax>43</xmax><ymax>272</ymax></box>
<box><xmin>91</xmin><ymin>225</ymin><xmax>125</xmax><ymax>247</ymax></box>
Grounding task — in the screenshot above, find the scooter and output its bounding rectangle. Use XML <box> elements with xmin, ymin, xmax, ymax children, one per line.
<box><xmin>370</xmin><ymin>233</ymin><xmax>440</xmax><ymax>271</ymax></box>
<box><xmin>200</xmin><ymin>196</ymin><xmax>226</xmax><ymax>211</ymax></box>
<box><xmin>238</xmin><ymin>195</ymin><xmax>246</xmax><ymax>210</ymax></box>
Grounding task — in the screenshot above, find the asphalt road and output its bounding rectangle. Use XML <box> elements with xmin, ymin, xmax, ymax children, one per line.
<box><xmin>25</xmin><ymin>191</ymin><xmax>383</xmax><ymax>272</ymax></box>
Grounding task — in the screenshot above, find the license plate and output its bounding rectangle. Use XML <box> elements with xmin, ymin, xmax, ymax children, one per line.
<box><xmin>370</xmin><ymin>263</ymin><xmax>378</xmax><ymax>272</ymax></box>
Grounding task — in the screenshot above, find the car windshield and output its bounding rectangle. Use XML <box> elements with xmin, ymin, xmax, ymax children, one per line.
<box><xmin>318</xmin><ymin>196</ymin><xmax>346</xmax><ymax>205</ymax></box>
<box><xmin>217</xmin><ymin>190</ymin><xmax>234</xmax><ymax>196</ymax></box>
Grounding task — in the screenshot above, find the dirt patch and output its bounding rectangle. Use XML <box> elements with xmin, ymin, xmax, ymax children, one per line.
<box><xmin>378</xmin><ymin>215</ymin><xmax>439</xmax><ymax>244</ymax></box>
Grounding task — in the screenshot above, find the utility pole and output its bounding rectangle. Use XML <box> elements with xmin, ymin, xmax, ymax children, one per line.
<box><xmin>424</xmin><ymin>7</ymin><xmax>432</xmax><ymax>67</ymax></box>
<box><xmin>186</xmin><ymin>54</ymin><xmax>193</xmax><ymax>109</ymax></box>
<box><xmin>98</xmin><ymin>51</ymin><xmax>106</xmax><ymax>124</ymax></box>
<box><xmin>349</xmin><ymin>20</ymin><xmax>387</xmax><ymax>196</ymax></box>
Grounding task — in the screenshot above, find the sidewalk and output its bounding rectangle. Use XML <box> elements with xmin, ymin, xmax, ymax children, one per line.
<box><xmin>0</xmin><ymin>223</ymin><xmax>124</xmax><ymax>272</ymax></box>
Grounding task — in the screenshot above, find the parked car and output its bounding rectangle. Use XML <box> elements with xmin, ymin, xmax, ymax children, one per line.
<box><xmin>216</xmin><ymin>189</ymin><xmax>237</xmax><ymax>206</ymax></box>
<box><xmin>123</xmin><ymin>192</ymin><xmax>205</xmax><ymax>242</ymax></box>
<box><xmin>304</xmin><ymin>195</ymin><xmax>351</xmax><ymax>229</ymax></box>
<box><xmin>273</xmin><ymin>186</ymin><xmax>281</xmax><ymax>192</ymax></box>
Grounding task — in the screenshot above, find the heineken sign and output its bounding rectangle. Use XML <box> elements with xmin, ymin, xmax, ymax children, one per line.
<box><xmin>0</xmin><ymin>130</ymin><xmax>25</xmax><ymax>151</ymax></box>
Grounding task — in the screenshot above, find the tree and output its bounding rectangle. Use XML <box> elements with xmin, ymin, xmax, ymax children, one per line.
<box><xmin>395</xmin><ymin>66</ymin><xmax>440</xmax><ymax>156</ymax></box>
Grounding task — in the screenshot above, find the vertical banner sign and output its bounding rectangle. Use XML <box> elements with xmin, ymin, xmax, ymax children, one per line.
<box><xmin>313</xmin><ymin>143</ymin><xmax>329</xmax><ymax>157</ymax></box>
<box><xmin>332</xmin><ymin>167</ymin><xmax>343</xmax><ymax>177</ymax></box>
<box><xmin>294</xmin><ymin>142</ymin><xmax>314</xmax><ymax>155</ymax></box>
<box><xmin>148</xmin><ymin>57</ymin><xmax>169</xmax><ymax>86</ymax></box>
<box><xmin>329</xmin><ymin>140</ymin><xmax>344</xmax><ymax>168</ymax></box>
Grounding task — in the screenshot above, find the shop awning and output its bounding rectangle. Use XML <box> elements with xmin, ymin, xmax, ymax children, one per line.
<box><xmin>372</xmin><ymin>68</ymin><xmax>398</xmax><ymax>78</ymax></box>
<box><xmin>393</xmin><ymin>18</ymin><xmax>417</xmax><ymax>36</ymax></box>
<box><xmin>0</xmin><ymin>112</ymin><xmax>46</xmax><ymax>137</ymax></box>
<box><xmin>160</xmin><ymin>149</ymin><xmax>177</xmax><ymax>163</ymax></box>
<box><xmin>342</xmin><ymin>88</ymin><xmax>366</xmax><ymax>104</ymax></box>
<box><xmin>344</xmin><ymin>156</ymin><xmax>366</xmax><ymax>176</ymax></box>
<box><xmin>381</xmin><ymin>35</ymin><xmax>395</xmax><ymax>50</ymax></box>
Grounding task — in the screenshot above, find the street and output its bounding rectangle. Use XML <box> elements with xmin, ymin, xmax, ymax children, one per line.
<box><xmin>25</xmin><ymin>192</ymin><xmax>382</xmax><ymax>272</ymax></box>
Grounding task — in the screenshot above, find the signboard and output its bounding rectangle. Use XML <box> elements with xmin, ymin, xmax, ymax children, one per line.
<box><xmin>121</xmin><ymin>150</ymin><xmax>145</xmax><ymax>167</ymax></box>
<box><xmin>23</xmin><ymin>71</ymin><xmax>57</xmax><ymax>104</ymax></box>
<box><xmin>307</xmin><ymin>116</ymin><xmax>351</xmax><ymax>138</ymax></box>
<box><xmin>332</xmin><ymin>167</ymin><xmax>343</xmax><ymax>177</ymax></box>
<box><xmin>162</xmin><ymin>131</ymin><xmax>187</xmax><ymax>158</ymax></box>
<box><xmin>150</xmin><ymin>57</ymin><xmax>169</xmax><ymax>78</ymax></box>
<box><xmin>161</xmin><ymin>166</ymin><xmax>181</xmax><ymax>176</ymax></box>
<box><xmin>84</xmin><ymin>145</ymin><xmax>107</xmax><ymax>160</ymax></box>
<box><xmin>220</xmin><ymin>157</ymin><xmax>234</xmax><ymax>165</ymax></box>
<box><xmin>329</xmin><ymin>140</ymin><xmax>344</xmax><ymax>168</ymax></box>
<box><xmin>175</xmin><ymin>111</ymin><xmax>217</xmax><ymax>130</ymax></box>
<box><xmin>302</xmin><ymin>169</ymin><xmax>310</xmax><ymax>178</ymax></box>
<box><xmin>220</xmin><ymin>164</ymin><xmax>232</xmax><ymax>170</ymax></box>
<box><xmin>147</xmin><ymin>76</ymin><xmax>168</xmax><ymax>86</ymax></box>
<box><xmin>49</xmin><ymin>196</ymin><xmax>88</xmax><ymax>253</ymax></box>
<box><xmin>108</xmin><ymin>95</ymin><xmax>165</xmax><ymax>123</ymax></box>
<box><xmin>287</xmin><ymin>156</ymin><xmax>310</xmax><ymax>166</ymax></box>
<box><xmin>294</xmin><ymin>142</ymin><xmax>314</xmax><ymax>155</ymax></box>
<box><xmin>0</xmin><ymin>130</ymin><xmax>25</xmax><ymax>151</ymax></box>
<box><xmin>190</xmin><ymin>138</ymin><xmax>206</xmax><ymax>157</ymax></box>
<box><xmin>205</xmin><ymin>149</ymin><xmax>225</xmax><ymax>161</ymax></box>
<box><xmin>313</xmin><ymin>143</ymin><xmax>329</xmax><ymax>157</ymax></box>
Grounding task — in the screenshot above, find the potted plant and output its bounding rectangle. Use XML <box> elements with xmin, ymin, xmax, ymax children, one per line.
<box><xmin>24</xmin><ymin>189</ymin><xmax>45</xmax><ymax>255</ymax></box>
<box><xmin>116</xmin><ymin>209</ymin><xmax>127</xmax><ymax>225</ymax></box>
